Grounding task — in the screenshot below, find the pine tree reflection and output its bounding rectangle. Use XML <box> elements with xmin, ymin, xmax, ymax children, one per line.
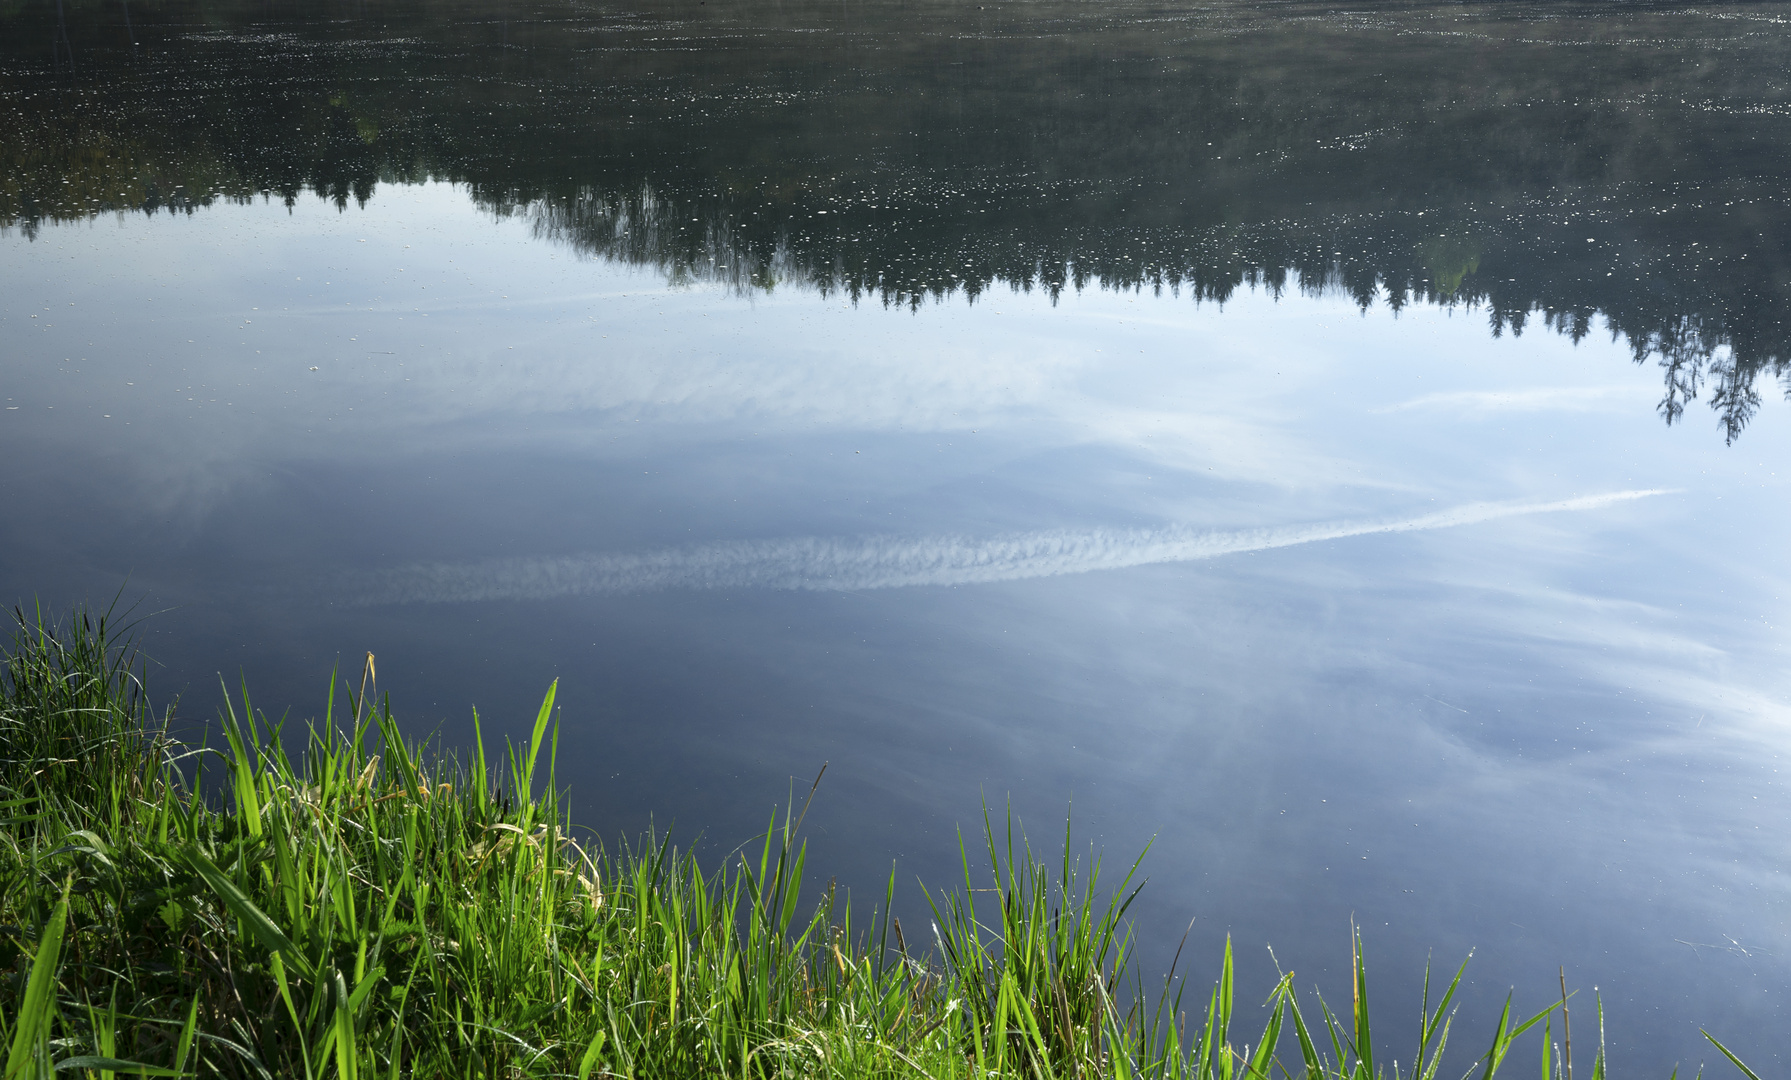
<box><xmin>4</xmin><ymin>0</ymin><xmax>1788</xmax><ymax>439</ymax></box>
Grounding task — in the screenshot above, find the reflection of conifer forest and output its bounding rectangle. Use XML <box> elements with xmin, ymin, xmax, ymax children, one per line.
<box><xmin>6</xmin><ymin>0</ymin><xmax>1791</xmax><ymax>439</ymax></box>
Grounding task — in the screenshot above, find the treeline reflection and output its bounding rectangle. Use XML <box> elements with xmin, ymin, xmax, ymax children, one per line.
<box><xmin>5</xmin><ymin>0</ymin><xmax>1790</xmax><ymax>439</ymax></box>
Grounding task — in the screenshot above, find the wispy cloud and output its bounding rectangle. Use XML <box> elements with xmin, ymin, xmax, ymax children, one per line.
<box><xmin>348</xmin><ymin>489</ymin><xmax>1670</xmax><ymax>605</ymax></box>
<box><xmin>1376</xmin><ymin>387</ymin><xmax>1644</xmax><ymax>414</ymax></box>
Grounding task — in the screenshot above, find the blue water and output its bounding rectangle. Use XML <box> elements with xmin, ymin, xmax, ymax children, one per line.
<box><xmin>4</xmin><ymin>0</ymin><xmax>1791</xmax><ymax>1069</ymax></box>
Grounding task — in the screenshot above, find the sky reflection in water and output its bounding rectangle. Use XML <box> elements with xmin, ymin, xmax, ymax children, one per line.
<box><xmin>4</xmin><ymin>186</ymin><xmax>1788</xmax><ymax>1069</ymax></box>
<box><xmin>4</xmin><ymin>0</ymin><xmax>1791</xmax><ymax>1068</ymax></box>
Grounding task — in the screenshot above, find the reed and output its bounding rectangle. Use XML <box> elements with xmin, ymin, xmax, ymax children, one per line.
<box><xmin>0</xmin><ymin>604</ymin><xmax>1755</xmax><ymax>1078</ymax></box>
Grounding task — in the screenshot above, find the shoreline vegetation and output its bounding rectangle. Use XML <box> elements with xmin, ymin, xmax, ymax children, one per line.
<box><xmin>0</xmin><ymin>606</ymin><xmax>1759</xmax><ymax>1078</ymax></box>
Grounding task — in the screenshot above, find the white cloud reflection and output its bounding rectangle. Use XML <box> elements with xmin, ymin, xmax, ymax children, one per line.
<box><xmin>351</xmin><ymin>489</ymin><xmax>1669</xmax><ymax>604</ymax></box>
<box><xmin>1377</xmin><ymin>386</ymin><xmax>1646</xmax><ymax>413</ymax></box>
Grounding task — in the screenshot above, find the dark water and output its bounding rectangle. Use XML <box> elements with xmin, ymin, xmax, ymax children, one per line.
<box><xmin>4</xmin><ymin>0</ymin><xmax>1791</xmax><ymax>1070</ymax></box>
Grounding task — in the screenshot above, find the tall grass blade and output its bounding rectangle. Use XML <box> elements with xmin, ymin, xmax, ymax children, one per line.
<box><xmin>182</xmin><ymin>846</ymin><xmax>317</xmax><ymax>980</ymax></box>
<box><xmin>4</xmin><ymin>878</ymin><xmax>70</xmax><ymax>1080</ymax></box>
<box><xmin>1702</xmin><ymin>1032</ymin><xmax>1763</xmax><ymax>1080</ymax></box>
<box><xmin>523</xmin><ymin>679</ymin><xmax>557</xmax><ymax>796</ymax></box>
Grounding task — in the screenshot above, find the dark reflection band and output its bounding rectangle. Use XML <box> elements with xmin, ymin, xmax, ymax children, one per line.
<box><xmin>5</xmin><ymin>0</ymin><xmax>1788</xmax><ymax>440</ymax></box>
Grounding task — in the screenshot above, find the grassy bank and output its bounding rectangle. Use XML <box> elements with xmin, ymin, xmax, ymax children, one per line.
<box><xmin>0</xmin><ymin>606</ymin><xmax>1757</xmax><ymax>1078</ymax></box>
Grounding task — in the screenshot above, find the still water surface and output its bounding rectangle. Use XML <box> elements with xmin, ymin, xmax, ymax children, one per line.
<box><xmin>4</xmin><ymin>0</ymin><xmax>1791</xmax><ymax>1069</ymax></box>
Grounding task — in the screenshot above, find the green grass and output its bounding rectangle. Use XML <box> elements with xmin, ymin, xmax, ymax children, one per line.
<box><xmin>0</xmin><ymin>603</ymin><xmax>1756</xmax><ymax>1078</ymax></box>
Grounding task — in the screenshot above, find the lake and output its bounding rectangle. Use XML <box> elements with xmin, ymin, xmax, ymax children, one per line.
<box><xmin>3</xmin><ymin>0</ymin><xmax>1789</xmax><ymax>1070</ymax></box>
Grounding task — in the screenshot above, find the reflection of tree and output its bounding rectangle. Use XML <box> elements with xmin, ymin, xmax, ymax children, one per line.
<box><xmin>6</xmin><ymin>0</ymin><xmax>1791</xmax><ymax>440</ymax></box>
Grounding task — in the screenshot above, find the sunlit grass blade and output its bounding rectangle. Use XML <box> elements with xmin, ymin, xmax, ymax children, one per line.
<box><xmin>3</xmin><ymin>877</ymin><xmax>70</xmax><ymax>1080</ymax></box>
<box><xmin>1702</xmin><ymin>1031</ymin><xmax>1763</xmax><ymax>1080</ymax></box>
<box><xmin>182</xmin><ymin>845</ymin><xmax>317</xmax><ymax>981</ymax></box>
